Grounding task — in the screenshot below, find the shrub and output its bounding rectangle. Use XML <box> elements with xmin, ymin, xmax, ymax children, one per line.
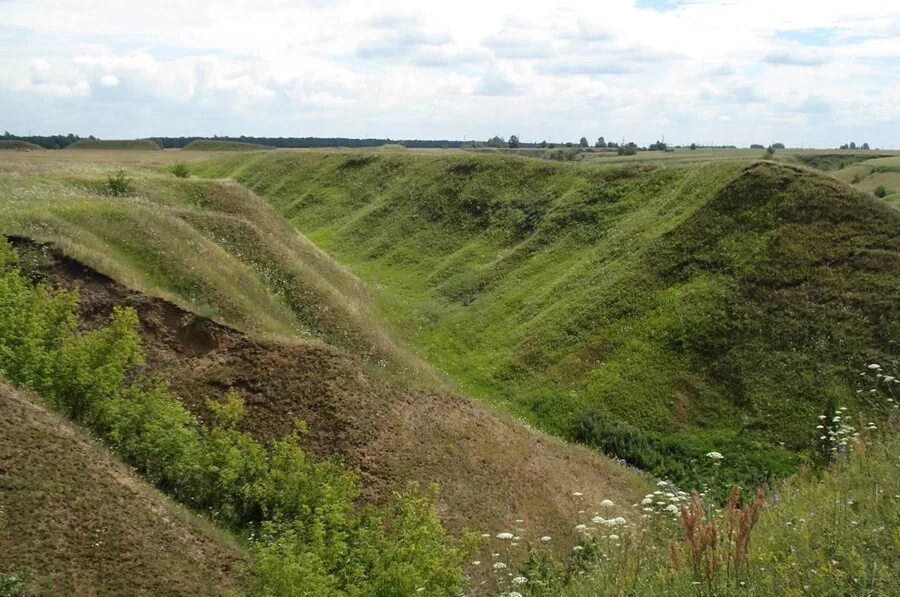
<box><xmin>171</xmin><ymin>163</ymin><xmax>190</xmax><ymax>178</ymax></box>
<box><xmin>874</xmin><ymin>185</ymin><xmax>888</xmax><ymax>198</ymax></box>
<box><xmin>104</xmin><ymin>169</ymin><xmax>133</xmax><ymax>196</ymax></box>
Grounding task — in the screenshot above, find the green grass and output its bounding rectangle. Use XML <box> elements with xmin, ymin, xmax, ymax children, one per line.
<box><xmin>66</xmin><ymin>139</ymin><xmax>162</xmax><ymax>150</ymax></box>
<box><xmin>182</xmin><ymin>139</ymin><xmax>274</xmax><ymax>151</ymax></box>
<box><xmin>0</xmin><ymin>159</ymin><xmax>433</xmax><ymax>383</ymax></box>
<box><xmin>558</xmin><ymin>427</ymin><xmax>900</xmax><ymax>596</ymax></box>
<box><xmin>193</xmin><ymin>151</ymin><xmax>900</xmax><ymax>492</ymax></box>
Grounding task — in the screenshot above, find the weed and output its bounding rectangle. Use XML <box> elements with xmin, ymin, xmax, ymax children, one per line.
<box><xmin>170</xmin><ymin>162</ymin><xmax>190</xmax><ymax>178</ymax></box>
<box><xmin>104</xmin><ymin>169</ymin><xmax>133</xmax><ymax>196</ymax></box>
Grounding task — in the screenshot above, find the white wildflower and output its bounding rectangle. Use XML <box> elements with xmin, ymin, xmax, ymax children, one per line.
<box><xmin>496</xmin><ymin>532</ymin><xmax>514</xmax><ymax>540</ymax></box>
<box><xmin>600</xmin><ymin>499</ymin><xmax>615</xmax><ymax>508</ymax></box>
<box><xmin>706</xmin><ymin>451</ymin><xmax>724</xmax><ymax>460</ymax></box>
<box><xmin>512</xmin><ymin>576</ymin><xmax>528</xmax><ymax>585</ymax></box>
<box><xmin>572</xmin><ymin>492</ymin><xmax>584</xmax><ymax>497</ymax></box>
<box><xmin>608</xmin><ymin>534</ymin><xmax>619</xmax><ymax>541</ymax></box>
<box><xmin>664</xmin><ymin>504</ymin><xmax>680</xmax><ymax>514</ymax></box>
<box><xmin>540</xmin><ymin>536</ymin><xmax>551</xmax><ymax>542</ymax></box>
<box><xmin>493</xmin><ymin>562</ymin><xmax>507</xmax><ymax>570</ymax></box>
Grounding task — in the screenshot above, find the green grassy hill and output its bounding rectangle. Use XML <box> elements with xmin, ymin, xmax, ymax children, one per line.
<box><xmin>0</xmin><ymin>161</ymin><xmax>428</xmax><ymax>379</ymax></box>
<box><xmin>0</xmin><ymin>154</ymin><xmax>650</xmax><ymax>558</ymax></box>
<box><xmin>67</xmin><ymin>139</ymin><xmax>162</xmax><ymax>150</ymax></box>
<box><xmin>0</xmin><ymin>380</ymin><xmax>246</xmax><ymax>594</ymax></box>
<box><xmin>193</xmin><ymin>151</ymin><xmax>900</xmax><ymax>488</ymax></box>
<box><xmin>183</xmin><ymin>139</ymin><xmax>274</xmax><ymax>151</ymax></box>
<box><xmin>0</xmin><ymin>140</ymin><xmax>44</xmax><ymax>151</ymax></box>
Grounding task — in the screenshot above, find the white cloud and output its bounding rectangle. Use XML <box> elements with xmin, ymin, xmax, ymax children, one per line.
<box><xmin>0</xmin><ymin>0</ymin><xmax>897</xmax><ymax>146</ymax></box>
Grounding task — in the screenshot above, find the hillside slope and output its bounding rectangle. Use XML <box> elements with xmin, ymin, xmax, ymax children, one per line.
<box><xmin>0</xmin><ymin>161</ymin><xmax>433</xmax><ymax>384</ymax></box>
<box><xmin>14</xmin><ymin>238</ymin><xmax>649</xmax><ymax>552</ymax></box>
<box><xmin>0</xmin><ymin>380</ymin><xmax>246</xmax><ymax>595</ymax></box>
<box><xmin>194</xmin><ymin>152</ymin><xmax>900</xmax><ymax>485</ymax></box>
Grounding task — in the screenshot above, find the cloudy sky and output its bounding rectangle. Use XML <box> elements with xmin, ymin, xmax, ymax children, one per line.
<box><xmin>1</xmin><ymin>0</ymin><xmax>898</xmax><ymax>147</ymax></box>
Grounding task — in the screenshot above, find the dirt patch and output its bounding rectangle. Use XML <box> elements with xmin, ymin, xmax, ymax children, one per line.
<box><xmin>12</xmin><ymin>238</ymin><xmax>649</xmax><ymax>557</ymax></box>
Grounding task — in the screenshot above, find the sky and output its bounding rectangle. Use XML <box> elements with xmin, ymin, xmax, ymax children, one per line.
<box><xmin>1</xmin><ymin>0</ymin><xmax>898</xmax><ymax>147</ymax></box>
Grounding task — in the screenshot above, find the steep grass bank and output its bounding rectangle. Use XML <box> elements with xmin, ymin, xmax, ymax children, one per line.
<box><xmin>195</xmin><ymin>152</ymin><xmax>900</xmax><ymax>491</ymax></box>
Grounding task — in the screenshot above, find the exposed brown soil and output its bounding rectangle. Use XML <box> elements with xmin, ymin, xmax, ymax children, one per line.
<box><xmin>0</xmin><ymin>381</ymin><xmax>247</xmax><ymax>595</ymax></box>
<box><xmin>14</xmin><ymin>238</ymin><xmax>648</xmax><ymax>554</ymax></box>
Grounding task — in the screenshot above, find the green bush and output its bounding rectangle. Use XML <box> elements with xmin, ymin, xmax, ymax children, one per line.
<box><xmin>171</xmin><ymin>163</ymin><xmax>190</xmax><ymax>178</ymax></box>
<box><xmin>874</xmin><ymin>184</ymin><xmax>888</xmax><ymax>198</ymax></box>
<box><xmin>104</xmin><ymin>169</ymin><xmax>133</xmax><ymax>196</ymax></box>
<box><xmin>0</xmin><ymin>238</ymin><xmax>468</xmax><ymax>594</ymax></box>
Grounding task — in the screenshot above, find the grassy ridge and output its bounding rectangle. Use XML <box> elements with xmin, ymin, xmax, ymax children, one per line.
<box><xmin>66</xmin><ymin>139</ymin><xmax>162</xmax><ymax>150</ymax></box>
<box><xmin>0</xmin><ymin>161</ymin><xmax>433</xmax><ymax>382</ymax></box>
<box><xmin>182</xmin><ymin>139</ymin><xmax>273</xmax><ymax>151</ymax></box>
<box><xmin>193</xmin><ymin>151</ymin><xmax>900</xmax><ymax>488</ymax></box>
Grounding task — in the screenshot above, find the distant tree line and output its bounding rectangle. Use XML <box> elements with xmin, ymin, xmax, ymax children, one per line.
<box><xmin>2</xmin><ymin>131</ymin><xmax>94</xmax><ymax>149</ymax></box>
<box><xmin>147</xmin><ymin>135</ymin><xmax>472</xmax><ymax>149</ymax></box>
<box><xmin>839</xmin><ymin>142</ymin><xmax>870</xmax><ymax>150</ymax></box>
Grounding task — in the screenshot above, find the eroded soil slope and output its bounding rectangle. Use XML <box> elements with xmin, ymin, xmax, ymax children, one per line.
<box><xmin>16</xmin><ymin>238</ymin><xmax>648</xmax><ymax>548</ymax></box>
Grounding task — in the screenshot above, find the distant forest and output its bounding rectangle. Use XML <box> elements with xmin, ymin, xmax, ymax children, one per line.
<box><xmin>2</xmin><ymin>132</ymin><xmax>550</xmax><ymax>150</ymax></box>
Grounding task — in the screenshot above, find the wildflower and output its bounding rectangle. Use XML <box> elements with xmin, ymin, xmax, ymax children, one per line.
<box><xmin>818</xmin><ymin>415</ymin><xmax>827</xmax><ymax>419</ymax></box>
<box><xmin>480</xmin><ymin>533</ymin><xmax>491</xmax><ymax>538</ymax></box>
<box><xmin>664</xmin><ymin>504</ymin><xmax>680</xmax><ymax>514</ymax></box>
<box><xmin>867</xmin><ymin>363</ymin><xmax>881</xmax><ymax>369</ymax></box>
<box><xmin>511</xmin><ymin>576</ymin><xmax>528</xmax><ymax>585</ymax></box>
<box><xmin>575</xmin><ymin>524</ymin><xmax>588</xmax><ymax>532</ymax></box>
<box><xmin>472</xmin><ymin>561</ymin><xmax>481</xmax><ymax>566</ymax></box>
<box><xmin>492</xmin><ymin>562</ymin><xmax>507</xmax><ymax>570</ymax></box>
<box><xmin>706</xmin><ymin>451</ymin><xmax>724</xmax><ymax>460</ymax></box>
<box><xmin>496</xmin><ymin>532</ymin><xmax>514</xmax><ymax>540</ymax></box>
<box><xmin>572</xmin><ymin>491</ymin><xmax>584</xmax><ymax>497</ymax></box>
<box><xmin>509</xmin><ymin>593</ymin><xmax>523</xmax><ymax>597</ymax></box>
<box><xmin>600</xmin><ymin>499</ymin><xmax>615</xmax><ymax>508</ymax></box>
<box><xmin>657</xmin><ymin>481</ymin><xmax>668</xmax><ymax>487</ymax></box>
<box><xmin>540</xmin><ymin>536</ymin><xmax>551</xmax><ymax>542</ymax></box>
<box><xmin>573</xmin><ymin>546</ymin><xmax>583</xmax><ymax>551</ymax></box>
<box><xmin>641</xmin><ymin>497</ymin><xmax>653</xmax><ymax>505</ymax></box>
<box><xmin>608</xmin><ymin>534</ymin><xmax>619</xmax><ymax>541</ymax></box>
<box><xmin>592</xmin><ymin>516</ymin><xmax>605</xmax><ymax>524</ymax></box>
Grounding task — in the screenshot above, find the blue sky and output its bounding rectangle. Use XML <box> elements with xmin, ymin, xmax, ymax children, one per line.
<box><xmin>0</xmin><ymin>0</ymin><xmax>898</xmax><ymax>147</ymax></box>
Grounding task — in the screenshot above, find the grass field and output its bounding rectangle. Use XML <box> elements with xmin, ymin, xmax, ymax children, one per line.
<box><xmin>194</xmin><ymin>150</ymin><xmax>900</xmax><ymax>492</ymax></box>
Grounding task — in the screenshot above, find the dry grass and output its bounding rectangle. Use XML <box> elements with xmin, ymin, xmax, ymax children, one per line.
<box><xmin>0</xmin><ymin>380</ymin><xmax>247</xmax><ymax>595</ymax></box>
